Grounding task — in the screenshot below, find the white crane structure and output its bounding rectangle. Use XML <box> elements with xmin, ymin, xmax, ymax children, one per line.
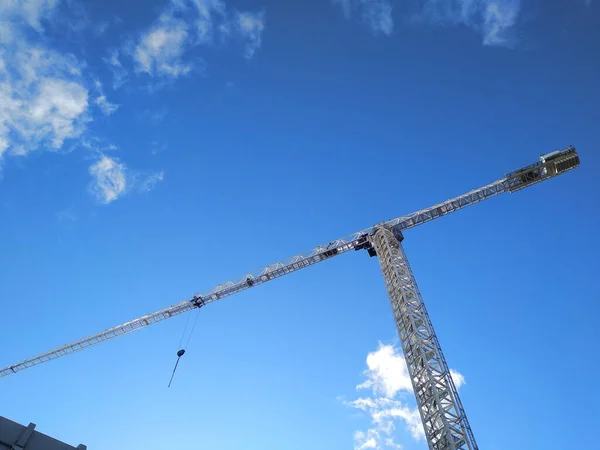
<box><xmin>0</xmin><ymin>146</ymin><xmax>580</xmax><ymax>450</ymax></box>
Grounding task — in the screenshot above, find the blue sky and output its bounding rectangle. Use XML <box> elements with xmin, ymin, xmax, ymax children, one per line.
<box><xmin>0</xmin><ymin>0</ymin><xmax>599</xmax><ymax>449</ymax></box>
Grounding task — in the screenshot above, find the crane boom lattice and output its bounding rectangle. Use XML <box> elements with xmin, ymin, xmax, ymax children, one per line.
<box><xmin>0</xmin><ymin>146</ymin><xmax>581</xmax><ymax>450</ymax></box>
<box><xmin>0</xmin><ymin>147</ymin><xmax>579</xmax><ymax>379</ymax></box>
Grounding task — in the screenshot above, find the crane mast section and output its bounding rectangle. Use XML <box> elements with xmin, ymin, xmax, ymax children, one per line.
<box><xmin>0</xmin><ymin>147</ymin><xmax>579</xmax><ymax>379</ymax></box>
<box><xmin>371</xmin><ymin>227</ymin><xmax>477</xmax><ymax>450</ymax></box>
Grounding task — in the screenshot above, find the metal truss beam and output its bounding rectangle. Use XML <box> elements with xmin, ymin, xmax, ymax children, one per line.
<box><xmin>0</xmin><ymin>147</ymin><xmax>579</xmax><ymax>378</ymax></box>
<box><xmin>370</xmin><ymin>226</ymin><xmax>478</xmax><ymax>450</ymax></box>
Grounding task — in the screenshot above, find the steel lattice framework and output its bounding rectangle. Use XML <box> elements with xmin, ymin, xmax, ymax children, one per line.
<box><xmin>0</xmin><ymin>146</ymin><xmax>581</xmax><ymax>450</ymax></box>
<box><xmin>371</xmin><ymin>227</ymin><xmax>477</xmax><ymax>450</ymax></box>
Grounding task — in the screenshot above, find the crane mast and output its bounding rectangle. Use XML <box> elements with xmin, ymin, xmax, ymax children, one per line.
<box><xmin>0</xmin><ymin>147</ymin><xmax>580</xmax><ymax>450</ymax></box>
<box><xmin>371</xmin><ymin>227</ymin><xmax>477</xmax><ymax>450</ymax></box>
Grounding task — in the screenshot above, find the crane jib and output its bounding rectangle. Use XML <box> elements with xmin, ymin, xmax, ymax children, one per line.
<box><xmin>0</xmin><ymin>146</ymin><xmax>580</xmax><ymax>379</ymax></box>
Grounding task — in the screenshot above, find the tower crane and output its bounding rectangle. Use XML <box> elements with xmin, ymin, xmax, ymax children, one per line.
<box><xmin>0</xmin><ymin>147</ymin><xmax>580</xmax><ymax>450</ymax></box>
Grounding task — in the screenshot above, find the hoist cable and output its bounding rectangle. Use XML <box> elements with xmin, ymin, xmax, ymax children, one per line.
<box><xmin>168</xmin><ymin>351</ymin><xmax>184</xmax><ymax>388</ymax></box>
<box><xmin>184</xmin><ymin>308</ymin><xmax>201</xmax><ymax>350</ymax></box>
<box><xmin>178</xmin><ymin>309</ymin><xmax>192</xmax><ymax>349</ymax></box>
<box><xmin>168</xmin><ymin>307</ymin><xmax>201</xmax><ymax>387</ymax></box>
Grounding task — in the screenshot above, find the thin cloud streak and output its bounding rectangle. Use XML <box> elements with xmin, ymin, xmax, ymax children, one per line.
<box><xmin>109</xmin><ymin>0</ymin><xmax>267</xmax><ymax>89</ymax></box>
<box><xmin>333</xmin><ymin>0</ymin><xmax>393</xmax><ymax>36</ymax></box>
<box><xmin>334</xmin><ymin>0</ymin><xmax>521</xmax><ymax>46</ymax></box>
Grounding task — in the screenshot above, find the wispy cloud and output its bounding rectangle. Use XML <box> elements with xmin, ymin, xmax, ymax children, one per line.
<box><xmin>333</xmin><ymin>0</ymin><xmax>393</xmax><ymax>36</ymax></box>
<box><xmin>93</xmin><ymin>80</ymin><xmax>119</xmax><ymax>116</ymax></box>
<box><xmin>187</xmin><ymin>0</ymin><xmax>227</xmax><ymax>44</ymax></box>
<box><xmin>110</xmin><ymin>0</ymin><xmax>266</xmax><ymax>88</ymax></box>
<box><xmin>0</xmin><ymin>0</ymin><xmax>60</xmax><ymax>32</ymax></box>
<box><xmin>1</xmin><ymin>2</ymin><xmax>163</xmax><ymax>205</ymax></box>
<box><xmin>89</xmin><ymin>155</ymin><xmax>127</xmax><ymax>204</ymax></box>
<box><xmin>104</xmin><ymin>49</ymin><xmax>128</xmax><ymax>90</ymax></box>
<box><xmin>481</xmin><ymin>1</ymin><xmax>520</xmax><ymax>46</ymax></box>
<box><xmin>150</xmin><ymin>141</ymin><xmax>168</xmax><ymax>154</ymax></box>
<box><xmin>133</xmin><ymin>17</ymin><xmax>192</xmax><ymax>78</ymax></box>
<box><xmin>362</xmin><ymin>0</ymin><xmax>393</xmax><ymax>36</ymax></box>
<box><xmin>136</xmin><ymin>170</ymin><xmax>165</xmax><ymax>193</ymax></box>
<box><xmin>0</xmin><ymin>24</ymin><xmax>89</xmax><ymax>157</ymax></box>
<box><xmin>0</xmin><ymin>1</ymin><xmax>91</xmax><ymax>158</ymax></box>
<box><xmin>343</xmin><ymin>342</ymin><xmax>467</xmax><ymax>449</ymax></box>
<box><xmin>95</xmin><ymin>95</ymin><xmax>119</xmax><ymax>115</ymax></box>
<box><xmin>88</xmin><ymin>155</ymin><xmax>164</xmax><ymax>204</ymax></box>
<box><xmin>334</xmin><ymin>0</ymin><xmax>521</xmax><ymax>46</ymax></box>
<box><xmin>236</xmin><ymin>11</ymin><xmax>266</xmax><ymax>59</ymax></box>
<box><xmin>77</xmin><ymin>134</ymin><xmax>118</xmax><ymax>152</ymax></box>
<box><xmin>418</xmin><ymin>0</ymin><xmax>521</xmax><ymax>46</ymax></box>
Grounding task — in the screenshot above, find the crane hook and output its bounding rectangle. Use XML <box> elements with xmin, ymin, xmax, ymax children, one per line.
<box><xmin>168</xmin><ymin>349</ymin><xmax>186</xmax><ymax>388</ymax></box>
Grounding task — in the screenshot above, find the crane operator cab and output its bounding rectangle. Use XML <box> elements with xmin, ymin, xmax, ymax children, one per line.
<box><xmin>508</xmin><ymin>146</ymin><xmax>579</xmax><ymax>192</ymax></box>
<box><xmin>540</xmin><ymin>146</ymin><xmax>580</xmax><ymax>177</ymax></box>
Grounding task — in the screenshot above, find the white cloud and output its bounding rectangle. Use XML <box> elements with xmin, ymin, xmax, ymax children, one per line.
<box><xmin>133</xmin><ymin>19</ymin><xmax>191</xmax><ymax>78</ymax></box>
<box><xmin>32</xmin><ymin>78</ymin><xmax>88</xmax><ymax>147</ymax></box>
<box><xmin>0</xmin><ymin>30</ymin><xmax>89</xmax><ymax>157</ymax></box>
<box><xmin>450</xmin><ymin>368</ymin><xmax>465</xmax><ymax>389</ymax></box>
<box><xmin>418</xmin><ymin>0</ymin><xmax>520</xmax><ymax>47</ymax></box>
<box><xmin>236</xmin><ymin>11</ymin><xmax>266</xmax><ymax>59</ymax></box>
<box><xmin>95</xmin><ymin>95</ymin><xmax>119</xmax><ymax>116</ymax></box>
<box><xmin>79</xmin><ymin>136</ymin><xmax>118</xmax><ymax>153</ymax></box>
<box><xmin>335</xmin><ymin>0</ymin><xmax>521</xmax><ymax>46</ymax></box>
<box><xmin>356</xmin><ymin>342</ymin><xmax>412</xmax><ymax>398</ymax></box>
<box><xmin>188</xmin><ymin>0</ymin><xmax>226</xmax><ymax>43</ymax></box>
<box><xmin>104</xmin><ymin>49</ymin><xmax>128</xmax><ymax>89</ymax></box>
<box><xmin>1</xmin><ymin>0</ymin><xmax>164</xmax><ymax>205</ymax></box>
<box><xmin>481</xmin><ymin>1</ymin><xmax>519</xmax><ymax>46</ymax></box>
<box><xmin>333</xmin><ymin>0</ymin><xmax>393</xmax><ymax>36</ymax></box>
<box><xmin>347</xmin><ymin>396</ymin><xmax>424</xmax><ymax>448</ymax></box>
<box><xmin>361</xmin><ymin>0</ymin><xmax>393</xmax><ymax>35</ymax></box>
<box><xmin>0</xmin><ymin>138</ymin><xmax>9</xmax><ymax>159</ymax></box>
<box><xmin>89</xmin><ymin>155</ymin><xmax>127</xmax><ymax>204</ymax></box>
<box><xmin>0</xmin><ymin>0</ymin><xmax>93</xmax><ymax>158</ymax></box>
<box><xmin>88</xmin><ymin>155</ymin><xmax>164</xmax><ymax>204</ymax></box>
<box><xmin>0</xmin><ymin>0</ymin><xmax>59</xmax><ymax>32</ymax></box>
<box><xmin>93</xmin><ymin>80</ymin><xmax>119</xmax><ymax>115</ymax></box>
<box><xmin>0</xmin><ymin>19</ymin><xmax>14</xmax><ymax>42</ymax></box>
<box><xmin>136</xmin><ymin>170</ymin><xmax>164</xmax><ymax>193</ymax></box>
<box><xmin>190</xmin><ymin>0</ymin><xmax>226</xmax><ymax>18</ymax></box>
<box><xmin>121</xmin><ymin>0</ymin><xmax>266</xmax><ymax>83</ymax></box>
<box><xmin>344</xmin><ymin>342</ymin><xmax>467</xmax><ymax>449</ymax></box>
<box><xmin>354</xmin><ymin>430</ymin><xmax>379</xmax><ymax>449</ymax></box>
<box><xmin>383</xmin><ymin>437</ymin><xmax>402</xmax><ymax>449</ymax></box>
